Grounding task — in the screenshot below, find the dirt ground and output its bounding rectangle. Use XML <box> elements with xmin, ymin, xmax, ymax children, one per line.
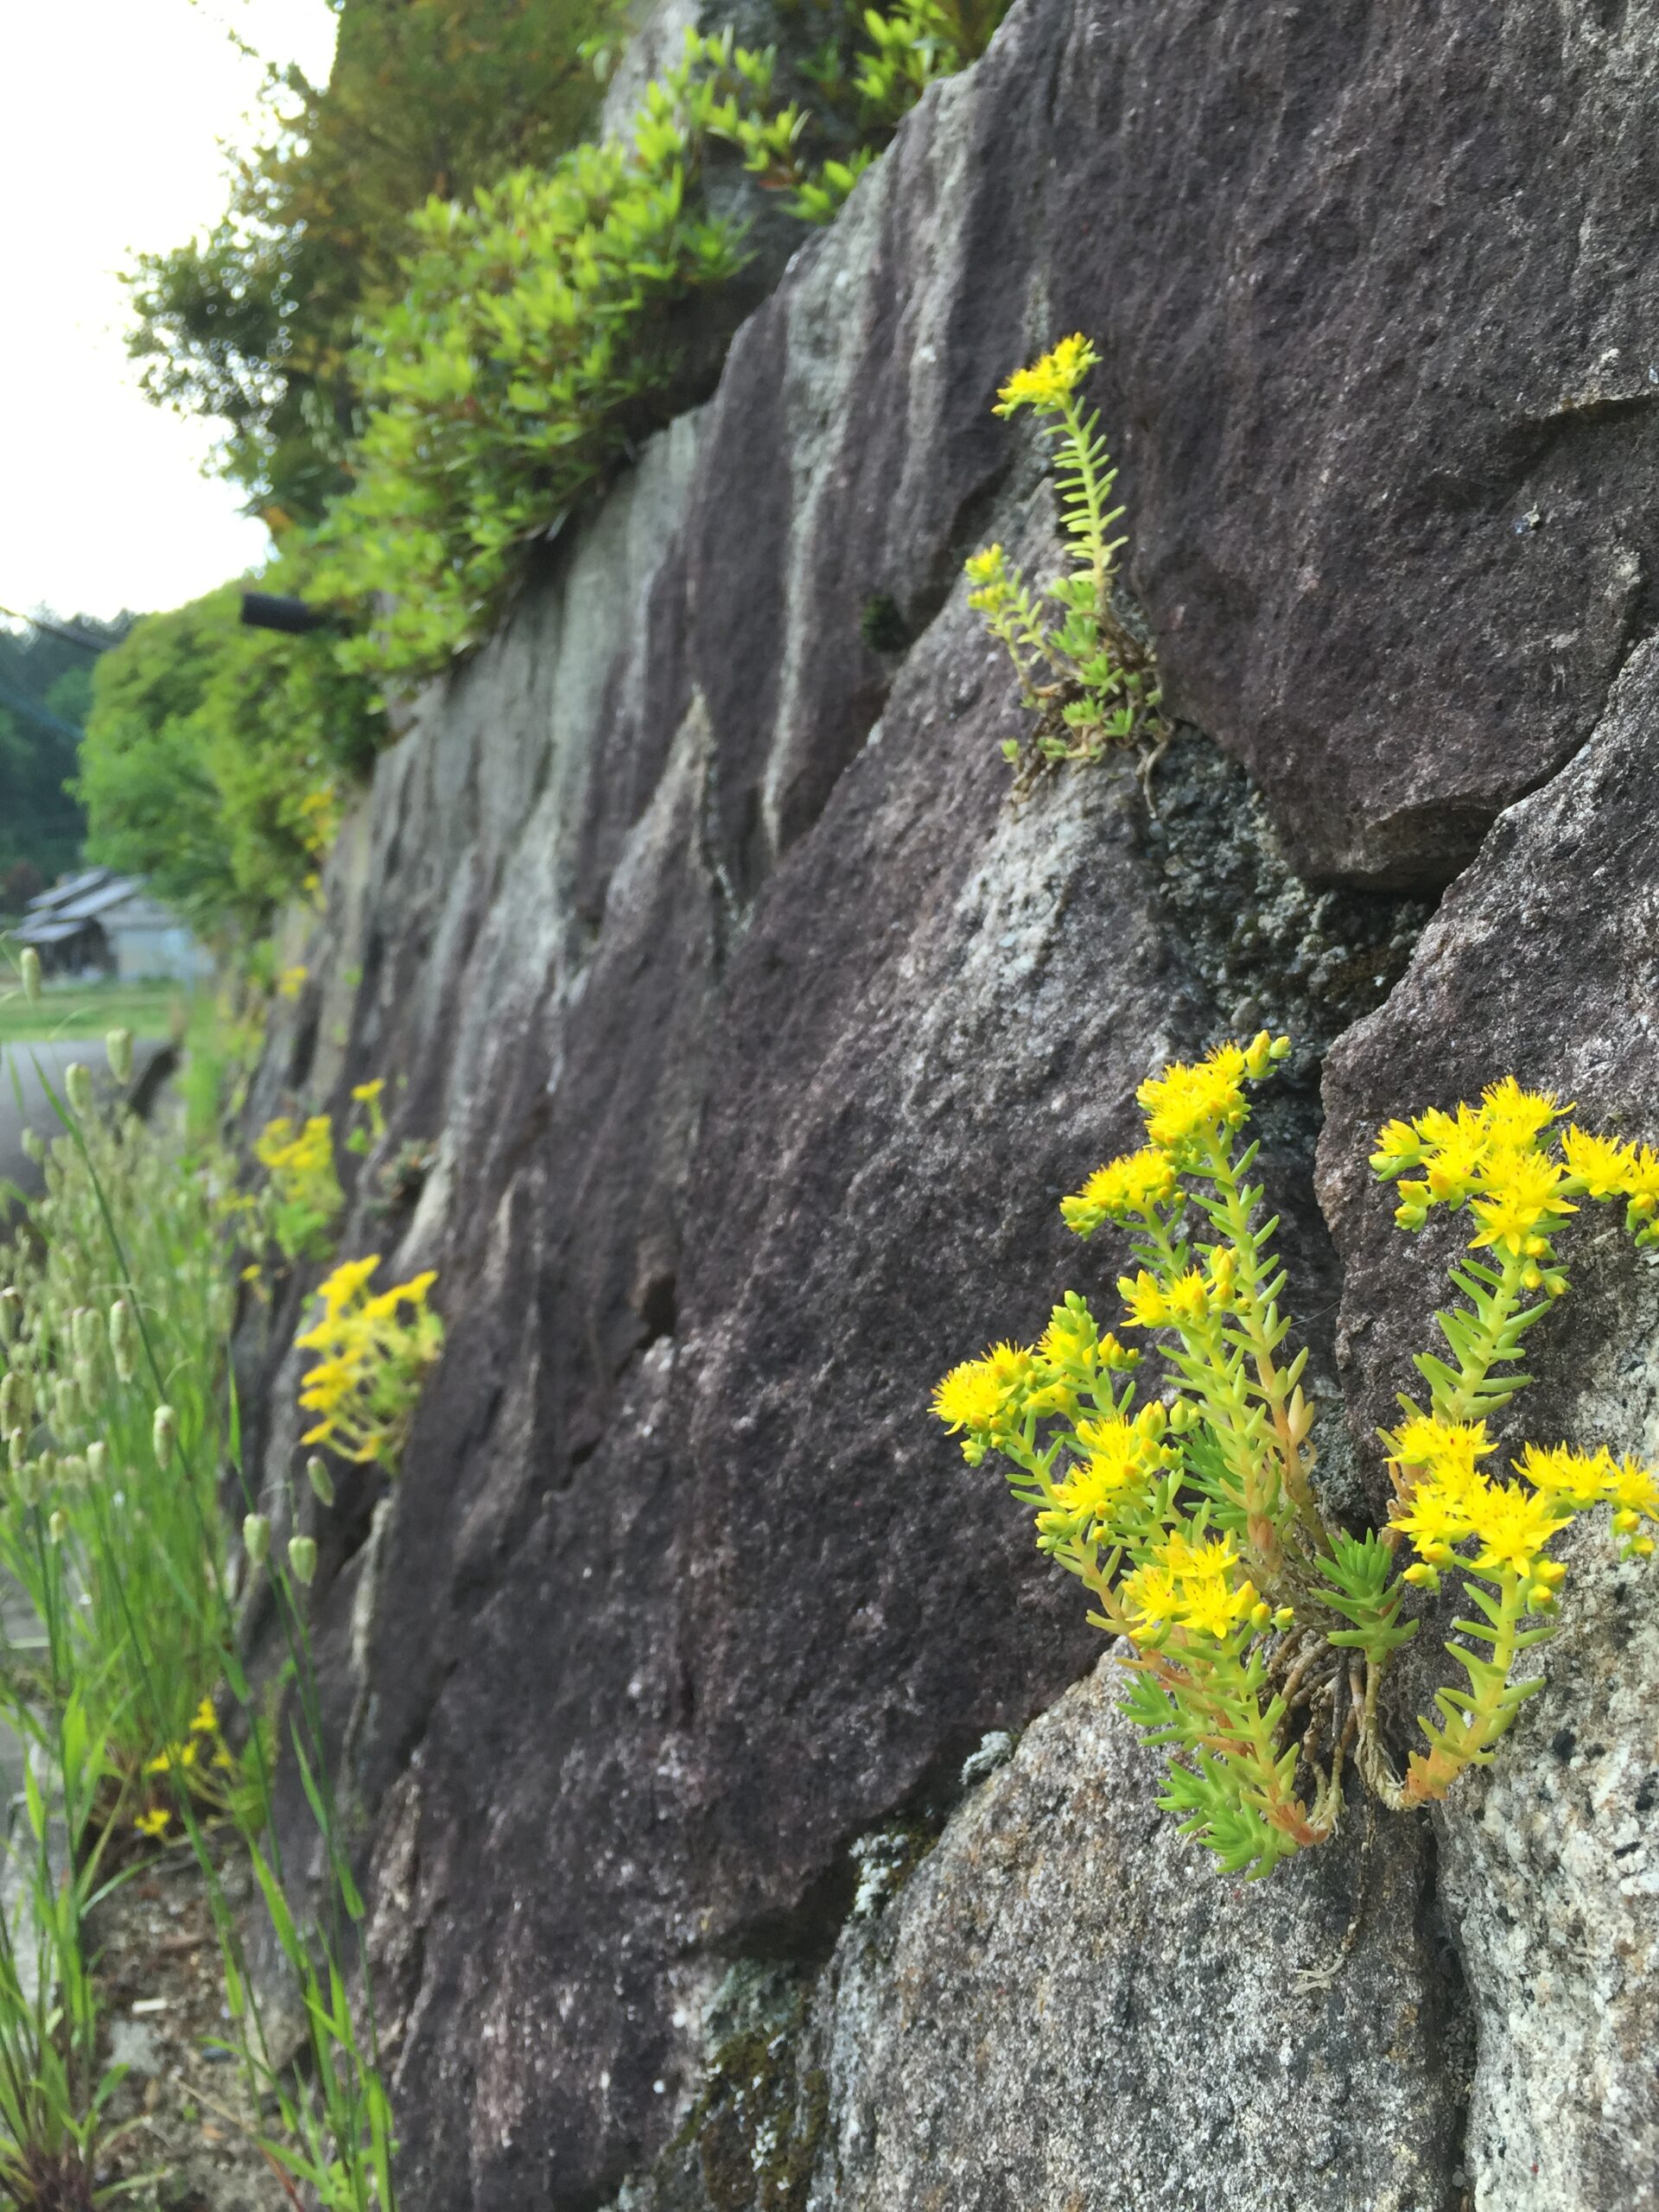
<box><xmin>92</xmin><ymin>1835</ymin><xmax>288</xmax><ymax>2211</ymax></box>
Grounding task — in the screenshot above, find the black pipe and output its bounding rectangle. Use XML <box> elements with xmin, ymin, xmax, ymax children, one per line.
<box><xmin>240</xmin><ymin>592</ymin><xmax>336</xmax><ymax>636</ymax></box>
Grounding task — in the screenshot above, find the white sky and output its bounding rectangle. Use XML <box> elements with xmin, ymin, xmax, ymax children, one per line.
<box><xmin>0</xmin><ymin>0</ymin><xmax>339</xmax><ymax>626</ymax></box>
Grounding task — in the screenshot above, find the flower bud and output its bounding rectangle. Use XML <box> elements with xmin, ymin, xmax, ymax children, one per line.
<box><xmin>48</xmin><ymin>1510</ymin><xmax>67</xmax><ymax>1545</ymax></box>
<box><xmin>70</xmin><ymin>1306</ymin><xmax>99</xmax><ymax>1363</ymax></box>
<box><xmin>19</xmin><ymin>949</ymin><xmax>41</xmax><ymax>1004</ymax></box>
<box><xmin>243</xmin><ymin>1513</ymin><xmax>270</xmax><ymax>1566</ymax></box>
<box><xmin>151</xmin><ymin>1405</ymin><xmax>176</xmax><ymax>1471</ymax></box>
<box><xmin>60</xmin><ymin>1455</ymin><xmax>87</xmax><ymax>1490</ymax></box>
<box><xmin>287</xmin><ymin>1535</ymin><xmax>317</xmax><ymax>1586</ymax></box>
<box><xmin>65</xmin><ymin>1064</ymin><xmax>94</xmax><ymax>1121</ymax></box>
<box><xmin>108</xmin><ymin>1300</ymin><xmax>137</xmax><ymax>1384</ymax></box>
<box><xmin>20</xmin><ymin>1130</ymin><xmax>43</xmax><ymax>1166</ymax></box>
<box><xmin>6</xmin><ymin>1429</ymin><xmax>24</xmax><ymax>1473</ymax></box>
<box><xmin>0</xmin><ymin>1288</ymin><xmax>20</xmax><ymax>1346</ymax></box>
<box><xmin>306</xmin><ymin>1456</ymin><xmax>335</xmax><ymax>1508</ymax></box>
<box><xmin>86</xmin><ymin>1441</ymin><xmax>109</xmax><ymax>1485</ymax></box>
<box><xmin>53</xmin><ymin>1377</ymin><xmax>82</xmax><ymax>1434</ymax></box>
<box><xmin>105</xmin><ymin>1027</ymin><xmax>133</xmax><ymax>1086</ymax></box>
<box><xmin>0</xmin><ymin>1375</ymin><xmax>18</xmax><ymax>1433</ymax></box>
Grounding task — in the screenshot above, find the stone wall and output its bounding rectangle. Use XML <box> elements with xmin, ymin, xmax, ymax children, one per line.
<box><xmin>242</xmin><ymin>1</ymin><xmax>1659</xmax><ymax>2204</ymax></box>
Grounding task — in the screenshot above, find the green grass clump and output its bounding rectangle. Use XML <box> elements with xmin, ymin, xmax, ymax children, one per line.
<box><xmin>0</xmin><ymin>980</ymin><xmax>187</xmax><ymax>1048</ymax></box>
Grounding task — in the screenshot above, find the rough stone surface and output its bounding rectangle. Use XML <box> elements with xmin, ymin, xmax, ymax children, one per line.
<box><xmin>674</xmin><ymin>0</ymin><xmax>1659</xmax><ymax>888</ymax></box>
<box><xmin>804</xmin><ymin>1659</ymin><xmax>1466</xmax><ymax>2212</ymax></box>
<box><xmin>232</xmin><ymin>0</ymin><xmax>1659</xmax><ymax>2203</ymax></box>
<box><xmin>1319</xmin><ymin>641</ymin><xmax>1659</xmax><ymax>2211</ymax></box>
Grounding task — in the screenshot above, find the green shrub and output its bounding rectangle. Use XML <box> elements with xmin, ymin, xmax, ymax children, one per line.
<box><xmin>298</xmin><ymin>6</ymin><xmax>1014</xmax><ymax>684</ymax></box>
<box><xmin>127</xmin><ymin>0</ymin><xmax>632</xmax><ymax>526</ymax></box>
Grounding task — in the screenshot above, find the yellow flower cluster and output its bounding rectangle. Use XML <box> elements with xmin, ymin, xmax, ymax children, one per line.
<box><xmin>1039</xmin><ymin>1406</ymin><xmax>1173</xmax><ymax>1541</ymax></box>
<box><xmin>932</xmin><ymin>1299</ymin><xmax>1141</xmax><ymax>1451</ymax></box>
<box><xmin>1388</xmin><ymin>1415</ymin><xmax>1659</xmax><ymax>1597</ymax></box>
<box><xmin>1373</xmin><ymin>1076</ymin><xmax>1659</xmax><ymax>1256</ymax></box>
<box><xmin>255</xmin><ymin>1114</ymin><xmax>334</xmax><ymax>1186</ymax></box>
<box><xmin>1118</xmin><ymin>1249</ymin><xmax>1236</xmax><ymax>1332</ymax></box>
<box><xmin>256</xmin><ymin>1113</ymin><xmax>345</xmax><ymax>1262</ymax></box>
<box><xmin>1121</xmin><ymin>1528</ymin><xmax>1266</xmax><ymax>1645</ymax></box>
<box><xmin>133</xmin><ymin>1698</ymin><xmax>236</xmax><ymax>1842</ymax></box>
<box><xmin>1059</xmin><ymin>1147</ymin><xmax>1177</xmax><ymax>1234</ymax></box>
<box><xmin>993</xmin><ymin>333</ymin><xmax>1100</xmax><ymax>417</ymax></box>
<box><xmin>1061</xmin><ymin>1035</ymin><xmax>1289</xmax><ymax>1239</ymax></box>
<box><xmin>296</xmin><ymin>1255</ymin><xmax>444</xmax><ymax>1468</ymax></box>
<box><xmin>931</xmin><ymin>1339</ymin><xmax>1034</xmax><ymax>1437</ymax></box>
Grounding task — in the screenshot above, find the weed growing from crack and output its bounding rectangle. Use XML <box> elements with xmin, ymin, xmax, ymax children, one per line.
<box><xmin>934</xmin><ymin>1036</ymin><xmax>1659</xmax><ymax>1876</ymax></box>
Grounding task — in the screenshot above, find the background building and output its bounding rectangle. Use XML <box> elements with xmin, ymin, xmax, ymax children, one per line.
<box><xmin>12</xmin><ymin>867</ymin><xmax>211</xmax><ymax>982</ymax></box>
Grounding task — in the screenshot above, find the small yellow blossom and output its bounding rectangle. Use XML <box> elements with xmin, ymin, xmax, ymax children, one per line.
<box><xmin>1606</xmin><ymin>1456</ymin><xmax>1659</xmax><ymax>1521</ymax></box>
<box><xmin>1464</xmin><ymin>1484</ymin><xmax>1572</xmax><ymax>1580</ymax></box>
<box><xmin>277</xmin><ymin>965</ymin><xmax>309</xmax><ymax>1001</ymax></box>
<box><xmin>1117</xmin><ymin>1270</ymin><xmax>1172</xmax><ymax>1329</ymax></box>
<box><xmin>1468</xmin><ymin>1148</ymin><xmax>1576</xmax><ymax>1256</ymax></box>
<box><xmin>963</xmin><ymin>544</ymin><xmax>1007</xmax><ymax>588</ymax></box>
<box><xmin>1477</xmin><ymin>1076</ymin><xmax>1561</xmax><ymax>1149</ymax></box>
<box><xmin>1390</xmin><ymin>1476</ymin><xmax>1479</xmax><ymax>1559</ymax></box>
<box><xmin>1179</xmin><ymin>1573</ymin><xmax>1261</xmax><ymax>1641</ymax></box>
<box><xmin>1121</xmin><ymin>1560</ymin><xmax>1182</xmax><ymax>1631</ymax></box>
<box><xmin>1389</xmin><ymin>1415</ymin><xmax>1494</xmax><ymax>1485</ymax></box>
<box><xmin>1561</xmin><ymin>1125</ymin><xmax>1634</xmax><ymax>1198</ymax></box>
<box><xmin>296</xmin><ymin>1257</ymin><xmax>445</xmax><ymax>1468</ymax></box>
<box><xmin>1514</xmin><ymin>1441</ymin><xmax>1614</xmax><ymax>1511</ymax></box>
<box><xmin>1136</xmin><ymin>1044</ymin><xmax>1249</xmax><ymax>1153</ymax></box>
<box><xmin>993</xmin><ymin>334</ymin><xmax>1100</xmax><ymax>416</ymax></box>
<box><xmin>190</xmin><ymin>1698</ymin><xmax>219</xmax><ymax>1736</ymax></box>
<box><xmin>1370</xmin><ymin>1119</ymin><xmax>1423</xmax><ymax>1176</ymax></box>
<box><xmin>1620</xmin><ymin>1145</ymin><xmax>1659</xmax><ymax>1228</ymax></box>
<box><xmin>1060</xmin><ymin>1147</ymin><xmax>1178</xmax><ymax>1232</ymax></box>
<box><xmin>135</xmin><ymin>1808</ymin><xmax>171</xmax><ymax>1840</ymax></box>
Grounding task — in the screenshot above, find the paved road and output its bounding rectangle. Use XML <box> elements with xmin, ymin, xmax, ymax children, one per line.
<box><xmin>0</xmin><ymin>1039</ymin><xmax>173</xmax><ymax>1208</ymax></box>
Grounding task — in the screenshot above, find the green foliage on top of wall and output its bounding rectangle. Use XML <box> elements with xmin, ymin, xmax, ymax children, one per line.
<box><xmin>126</xmin><ymin>0</ymin><xmax>631</xmax><ymax>526</ymax></box>
<box><xmin>293</xmin><ymin>3</ymin><xmax>1008</xmax><ymax>685</ymax></box>
<box><xmin>99</xmin><ymin>0</ymin><xmax>1011</xmax><ymax>932</ymax></box>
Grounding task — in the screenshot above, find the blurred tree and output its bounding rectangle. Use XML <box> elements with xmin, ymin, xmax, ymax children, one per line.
<box><xmin>76</xmin><ymin>586</ymin><xmax>378</xmax><ymax>937</ymax></box>
<box><xmin>126</xmin><ymin>0</ymin><xmax>630</xmax><ymax>524</ymax></box>
<box><xmin>0</xmin><ymin>613</ymin><xmax>131</xmax><ymax>881</ymax></box>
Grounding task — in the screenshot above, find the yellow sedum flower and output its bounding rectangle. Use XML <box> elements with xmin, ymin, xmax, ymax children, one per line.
<box><xmin>1514</xmin><ymin>1441</ymin><xmax>1615</xmax><ymax>1511</ymax></box>
<box><xmin>1060</xmin><ymin>1147</ymin><xmax>1178</xmax><ymax>1234</ymax></box>
<box><xmin>993</xmin><ymin>333</ymin><xmax>1100</xmax><ymax>416</ymax></box>
<box><xmin>1463</xmin><ymin>1484</ymin><xmax>1572</xmax><ymax>1580</ymax></box>
<box><xmin>1468</xmin><ymin>1148</ymin><xmax>1576</xmax><ymax>1256</ymax></box>
<box><xmin>1136</xmin><ymin>1046</ymin><xmax>1249</xmax><ymax>1152</ymax></box>
<box><xmin>1388</xmin><ymin>1414</ymin><xmax>1494</xmax><ymax>1484</ymax></box>
<box><xmin>135</xmin><ymin>1808</ymin><xmax>171</xmax><ymax>1840</ymax></box>
<box><xmin>296</xmin><ymin>1256</ymin><xmax>444</xmax><ymax>1469</ymax></box>
<box><xmin>1561</xmin><ymin>1125</ymin><xmax>1634</xmax><ymax>1198</ymax></box>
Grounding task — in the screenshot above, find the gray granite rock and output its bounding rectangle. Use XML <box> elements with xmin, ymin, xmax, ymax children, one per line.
<box><xmin>803</xmin><ymin>1656</ymin><xmax>1466</xmax><ymax>2212</ymax></box>
<box><xmin>1319</xmin><ymin>641</ymin><xmax>1659</xmax><ymax>2212</ymax></box>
